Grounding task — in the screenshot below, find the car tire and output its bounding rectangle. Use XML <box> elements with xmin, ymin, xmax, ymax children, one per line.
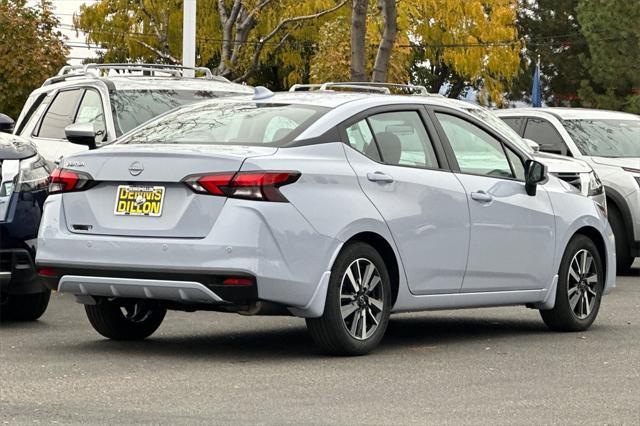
<box><xmin>306</xmin><ymin>242</ymin><xmax>391</xmax><ymax>356</ymax></box>
<box><xmin>608</xmin><ymin>204</ymin><xmax>633</xmax><ymax>274</ymax></box>
<box><xmin>85</xmin><ymin>299</ymin><xmax>166</xmax><ymax>340</ymax></box>
<box><xmin>1</xmin><ymin>290</ymin><xmax>51</xmax><ymax>321</ymax></box>
<box><xmin>540</xmin><ymin>234</ymin><xmax>604</xmax><ymax>332</ymax></box>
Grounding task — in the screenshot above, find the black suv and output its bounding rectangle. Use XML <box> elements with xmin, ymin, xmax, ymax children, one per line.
<box><xmin>0</xmin><ymin>133</ymin><xmax>50</xmax><ymax>320</ymax></box>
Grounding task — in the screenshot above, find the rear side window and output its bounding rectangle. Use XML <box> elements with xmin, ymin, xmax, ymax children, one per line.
<box><xmin>500</xmin><ymin>117</ymin><xmax>525</xmax><ymax>135</ymax></box>
<box><xmin>523</xmin><ymin>118</ymin><xmax>568</xmax><ymax>155</ymax></box>
<box><xmin>368</xmin><ymin>111</ymin><xmax>438</xmax><ymax>168</ymax></box>
<box><xmin>345</xmin><ymin>120</ymin><xmax>381</xmax><ymax>161</ymax></box>
<box><xmin>36</xmin><ymin>89</ymin><xmax>83</xmax><ymax>139</ymax></box>
<box><xmin>122</xmin><ymin>102</ymin><xmax>328</xmax><ymax>146</ymax></box>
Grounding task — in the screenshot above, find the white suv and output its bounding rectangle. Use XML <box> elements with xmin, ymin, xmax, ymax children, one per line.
<box><xmin>496</xmin><ymin>108</ymin><xmax>640</xmax><ymax>272</ymax></box>
<box><xmin>12</xmin><ymin>63</ymin><xmax>252</xmax><ymax>165</ymax></box>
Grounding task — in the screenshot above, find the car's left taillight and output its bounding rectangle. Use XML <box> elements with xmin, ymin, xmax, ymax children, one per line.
<box><xmin>49</xmin><ymin>168</ymin><xmax>95</xmax><ymax>194</ymax></box>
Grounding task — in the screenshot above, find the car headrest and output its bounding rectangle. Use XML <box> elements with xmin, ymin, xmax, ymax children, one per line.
<box><xmin>375</xmin><ymin>132</ymin><xmax>402</xmax><ymax>164</ymax></box>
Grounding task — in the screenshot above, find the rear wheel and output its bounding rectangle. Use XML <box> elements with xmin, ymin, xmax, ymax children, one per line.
<box><xmin>306</xmin><ymin>242</ymin><xmax>391</xmax><ymax>356</ymax></box>
<box><xmin>1</xmin><ymin>290</ymin><xmax>51</xmax><ymax>321</ymax></box>
<box><xmin>85</xmin><ymin>299</ymin><xmax>166</xmax><ymax>340</ymax></box>
<box><xmin>608</xmin><ymin>204</ymin><xmax>634</xmax><ymax>273</ymax></box>
<box><xmin>540</xmin><ymin>235</ymin><xmax>604</xmax><ymax>332</ymax></box>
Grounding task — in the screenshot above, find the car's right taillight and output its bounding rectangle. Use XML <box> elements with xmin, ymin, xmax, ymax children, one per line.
<box><xmin>49</xmin><ymin>168</ymin><xmax>95</xmax><ymax>194</ymax></box>
<box><xmin>183</xmin><ymin>171</ymin><xmax>300</xmax><ymax>202</ymax></box>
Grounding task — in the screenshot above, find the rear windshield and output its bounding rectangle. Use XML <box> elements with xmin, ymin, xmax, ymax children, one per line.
<box><xmin>120</xmin><ymin>102</ymin><xmax>328</xmax><ymax>146</ymax></box>
<box><xmin>564</xmin><ymin>119</ymin><xmax>640</xmax><ymax>157</ymax></box>
<box><xmin>111</xmin><ymin>89</ymin><xmax>248</xmax><ymax>135</ymax></box>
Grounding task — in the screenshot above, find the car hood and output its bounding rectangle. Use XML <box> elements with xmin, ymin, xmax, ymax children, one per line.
<box><xmin>590</xmin><ymin>156</ymin><xmax>640</xmax><ymax>171</ymax></box>
<box><xmin>533</xmin><ymin>152</ymin><xmax>592</xmax><ymax>174</ymax></box>
<box><xmin>0</xmin><ymin>133</ymin><xmax>36</xmax><ymax>160</ymax></box>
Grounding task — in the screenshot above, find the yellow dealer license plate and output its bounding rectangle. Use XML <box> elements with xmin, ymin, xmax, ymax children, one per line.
<box><xmin>114</xmin><ymin>185</ymin><xmax>165</xmax><ymax>217</ymax></box>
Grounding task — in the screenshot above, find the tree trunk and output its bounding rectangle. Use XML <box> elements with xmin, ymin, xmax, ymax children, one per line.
<box><xmin>350</xmin><ymin>0</ymin><xmax>368</xmax><ymax>81</ymax></box>
<box><xmin>372</xmin><ymin>0</ymin><xmax>397</xmax><ymax>83</ymax></box>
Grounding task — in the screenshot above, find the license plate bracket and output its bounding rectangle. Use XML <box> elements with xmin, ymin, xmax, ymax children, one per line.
<box><xmin>114</xmin><ymin>185</ymin><xmax>165</xmax><ymax>217</ymax></box>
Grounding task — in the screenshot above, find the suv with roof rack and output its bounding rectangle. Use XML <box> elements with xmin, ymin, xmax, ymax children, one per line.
<box><xmin>12</xmin><ymin>63</ymin><xmax>252</xmax><ymax>165</ymax></box>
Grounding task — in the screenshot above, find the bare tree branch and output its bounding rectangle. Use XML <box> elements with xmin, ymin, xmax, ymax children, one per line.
<box><xmin>132</xmin><ymin>39</ymin><xmax>180</xmax><ymax>64</ymax></box>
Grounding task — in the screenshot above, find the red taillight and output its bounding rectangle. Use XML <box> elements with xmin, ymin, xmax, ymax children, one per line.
<box><xmin>222</xmin><ymin>277</ymin><xmax>254</xmax><ymax>286</ymax></box>
<box><xmin>183</xmin><ymin>171</ymin><xmax>300</xmax><ymax>202</ymax></box>
<box><xmin>49</xmin><ymin>168</ymin><xmax>94</xmax><ymax>194</ymax></box>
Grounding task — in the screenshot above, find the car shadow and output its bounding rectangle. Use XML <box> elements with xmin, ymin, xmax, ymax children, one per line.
<box><xmin>618</xmin><ymin>263</ymin><xmax>639</xmax><ymax>277</ymax></box>
<box><xmin>54</xmin><ymin>314</ymin><xmax>554</xmax><ymax>361</ymax></box>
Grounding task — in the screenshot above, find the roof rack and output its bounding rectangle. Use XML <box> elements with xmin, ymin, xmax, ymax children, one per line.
<box><xmin>42</xmin><ymin>63</ymin><xmax>229</xmax><ymax>86</ymax></box>
<box><xmin>289</xmin><ymin>82</ymin><xmax>431</xmax><ymax>95</ymax></box>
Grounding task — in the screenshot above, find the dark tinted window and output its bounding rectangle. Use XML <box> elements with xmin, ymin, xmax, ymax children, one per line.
<box><xmin>122</xmin><ymin>102</ymin><xmax>327</xmax><ymax>146</ymax></box>
<box><xmin>500</xmin><ymin>116</ymin><xmax>525</xmax><ymax>135</ymax></box>
<box><xmin>368</xmin><ymin>111</ymin><xmax>438</xmax><ymax>168</ymax></box>
<box><xmin>37</xmin><ymin>89</ymin><xmax>83</xmax><ymax>139</ymax></box>
<box><xmin>111</xmin><ymin>89</ymin><xmax>247</xmax><ymax>134</ymax></box>
<box><xmin>523</xmin><ymin>118</ymin><xmax>567</xmax><ymax>155</ymax></box>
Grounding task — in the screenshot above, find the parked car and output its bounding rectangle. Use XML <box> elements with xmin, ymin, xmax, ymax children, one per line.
<box><xmin>36</xmin><ymin>84</ymin><xmax>615</xmax><ymax>355</ymax></box>
<box><xmin>1</xmin><ymin>133</ymin><xmax>50</xmax><ymax>320</ymax></box>
<box><xmin>12</xmin><ymin>63</ymin><xmax>253</xmax><ymax>165</ymax></box>
<box><xmin>495</xmin><ymin>108</ymin><xmax>640</xmax><ymax>272</ymax></box>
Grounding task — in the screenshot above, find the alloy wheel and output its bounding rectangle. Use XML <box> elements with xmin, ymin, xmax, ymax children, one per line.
<box><xmin>567</xmin><ymin>249</ymin><xmax>599</xmax><ymax>320</ymax></box>
<box><xmin>339</xmin><ymin>258</ymin><xmax>385</xmax><ymax>340</ymax></box>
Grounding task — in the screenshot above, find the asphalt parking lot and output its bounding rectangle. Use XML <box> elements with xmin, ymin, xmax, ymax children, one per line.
<box><xmin>1</xmin><ymin>261</ymin><xmax>639</xmax><ymax>425</ymax></box>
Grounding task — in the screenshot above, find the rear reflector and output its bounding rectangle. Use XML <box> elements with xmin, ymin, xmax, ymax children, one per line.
<box><xmin>37</xmin><ymin>267</ymin><xmax>58</xmax><ymax>277</ymax></box>
<box><xmin>183</xmin><ymin>171</ymin><xmax>300</xmax><ymax>202</ymax></box>
<box><xmin>222</xmin><ymin>277</ymin><xmax>254</xmax><ymax>286</ymax></box>
<box><xmin>49</xmin><ymin>168</ymin><xmax>95</xmax><ymax>194</ymax></box>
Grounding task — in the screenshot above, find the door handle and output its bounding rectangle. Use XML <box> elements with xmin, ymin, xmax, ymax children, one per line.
<box><xmin>367</xmin><ymin>172</ymin><xmax>394</xmax><ymax>183</ymax></box>
<box><xmin>470</xmin><ymin>191</ymin><xmax>493</xmax><ymax>202</ymax></box>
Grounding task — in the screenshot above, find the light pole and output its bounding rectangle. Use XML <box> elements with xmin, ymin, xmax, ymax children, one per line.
<box><xmin>182</xmin><ymin>0</ymin><xmax>196</xmax><ymax>77</ymax></box>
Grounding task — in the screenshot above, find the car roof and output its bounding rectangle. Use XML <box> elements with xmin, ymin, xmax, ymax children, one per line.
<box><xmin>495</xmin><ymin>107</ymin><xmax>640</xmax><ymax>121</ymax></box>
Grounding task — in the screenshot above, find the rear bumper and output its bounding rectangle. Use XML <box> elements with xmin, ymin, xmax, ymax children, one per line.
<box><xmin>37</xmin><ymin>195</ymin><xmax>338</xmax><ymax>311</ymax></box>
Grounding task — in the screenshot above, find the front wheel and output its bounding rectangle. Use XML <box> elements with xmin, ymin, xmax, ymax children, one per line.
<box><xmin>540</xmin><ymin>234</ymin><xmax>604</xmax><ymax>332</ymax></box>
<box><xmin>85</xmin><ymin>299</ymin><xmax>166</xmax><ymax>340</ymax></box>
<box><xmin>306</xmin><ymin>242</ymin><xmax>391</xmax><ymax>356</ymax></box>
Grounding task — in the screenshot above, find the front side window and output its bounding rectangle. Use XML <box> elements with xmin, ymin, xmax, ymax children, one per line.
<box><xmin>36</xmin><ymin>89</ymin><xmax>83</xmax><ymax>139</ymax></box>
<box><xmin>436</xmin><ymin>113</ymin><xmax>514</xmax><ymax>178</ymax></box>
<box><xmin>368</xmin><ymin>111</ymin><xmax>438</xmax><ymax>168</ymax></box>
<box><xmin>75</xmin><ymin>90</ymin><xmax>106</xmax><ymax>144</ymax></box>
<box><xmin>564</xmin><ymin>119</ymin><xmax>640</xmax><ymax>158</ymax></box>
<box><xmin>500</xmin><ymin>116</ymin><xmax>525</xmax><ymax>136</ymax></box>
<box><xmin>523</xmin><ymin>118</ymin><xmax>567</xmax><ymax>154</ymax></box>
<box><xmin>121</xmin><ymin>102</ymin><xmax>328</xmax><ymax>146</ymax></box>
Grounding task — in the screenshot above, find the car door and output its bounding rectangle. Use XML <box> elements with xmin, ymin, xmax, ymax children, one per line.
<box><xmin>341</xmin><ymin>107</ymin><xmax>470</xmax><ymax>295</ymax></box>
<box><xmin>431</xmin><ymin>109</ymin><xmax>556</xmax><ymax>292</ymax></box>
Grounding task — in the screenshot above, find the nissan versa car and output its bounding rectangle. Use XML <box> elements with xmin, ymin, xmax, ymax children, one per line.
<box><xmin>36</xmin><ymin>85</ymin><xmax>615</xmax><ymax>355</ymax></box>
<box><xmin>1</xmin><ymin>133</ymin><xmax>51</xmax><ymax>320</ymax></box>
<box><xmin>496</xmin><ymin>108</ymin><xmax>640</xmax><ymax>272</ymax></box>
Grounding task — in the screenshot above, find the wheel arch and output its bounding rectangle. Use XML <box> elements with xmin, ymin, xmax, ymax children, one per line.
<box><xmin>572</xmin><ymin>226</ymin><xmax>608</xmax><ymax>282</ymax></box>
<box><xmin>605</xmin><ymin>185</ymin><xmax>634</xmax><ymax>247</ymax></box>
<box><xmin>343</xmin><ymin>231</ymin><xmax>401</xmax><ymax>307</ymax></box>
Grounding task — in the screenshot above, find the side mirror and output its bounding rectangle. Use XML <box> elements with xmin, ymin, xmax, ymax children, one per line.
<box><xmin>0</xmin><ymin>113</ymin><xmax>15</xmax><ymax>133</ymax></box>
<box><xmin>64</xmin><ymin>123</ymin><xmax>97</xmax><ymax>149</ymax></box>
<box><xmin>523</xmin><ymin>138</ymin><xmax>540</xmax><ymax>152</ymax></box>
<box><xmin>525</xmin><ymin>159</ymin><xmax>548</xmax><ymax>196</ymax></box>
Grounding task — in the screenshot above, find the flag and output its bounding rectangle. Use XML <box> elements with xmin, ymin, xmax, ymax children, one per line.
<box><xmin>531</xmin><ymin>56</ymin><xmax>542</xmax><ymax>108</ymax></box>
